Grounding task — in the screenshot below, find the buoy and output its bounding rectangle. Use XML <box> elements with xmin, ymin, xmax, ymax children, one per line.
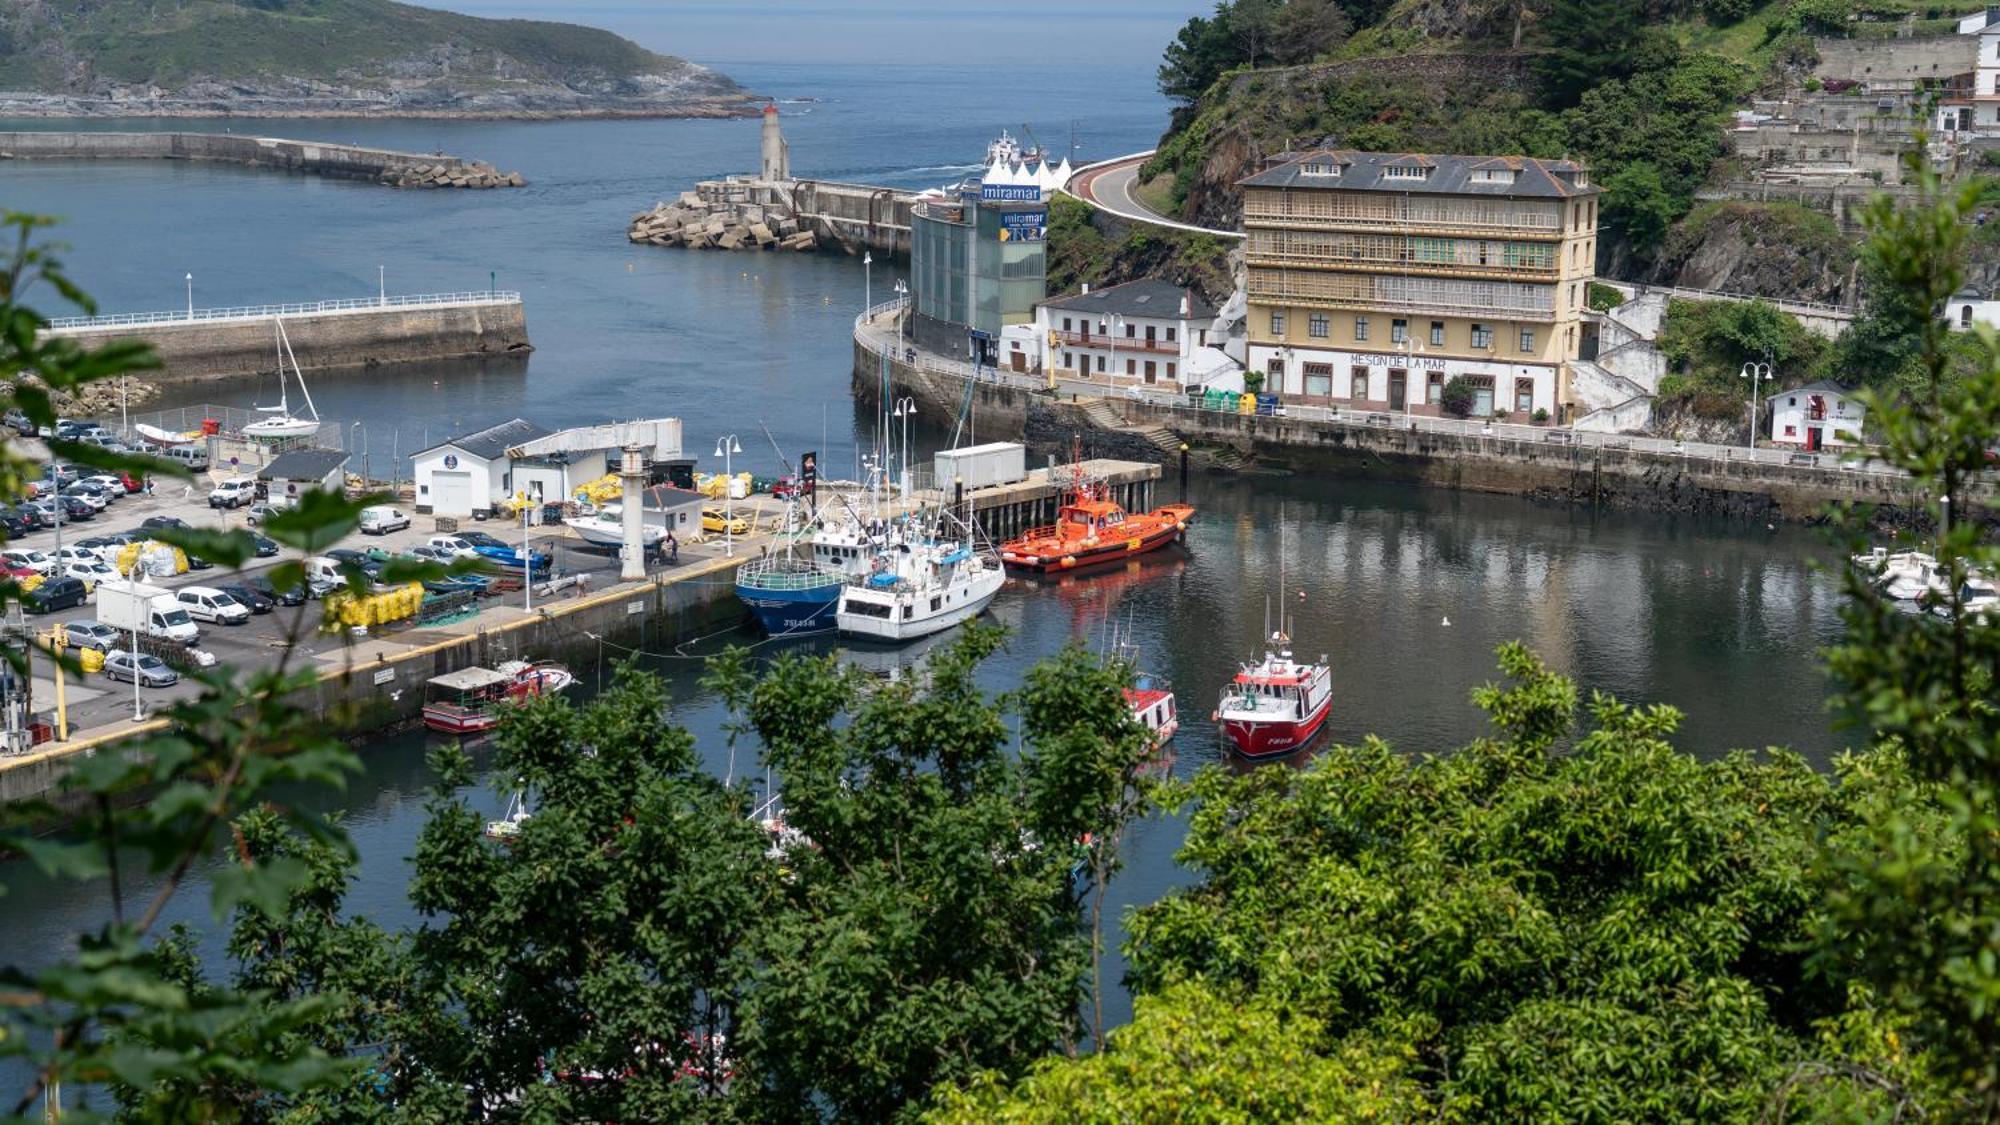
<box><xmin>1442</xmin><ymin>616</ymin><xmax>1451</xmax><ymax>627</ymax></box>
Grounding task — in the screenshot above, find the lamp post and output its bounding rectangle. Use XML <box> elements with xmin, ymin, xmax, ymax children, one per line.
<box><xmin>521</xmin><ymin>504</ymin><xmax>534</xmax><ymax>614</ymax></box>
<box><xmin>894</xmin><ymin>279</ymin><xmax>908</xmax><ymax>351</ymax></box>
<box><xmin>863</xmin><ymin>251</ymin><xmax>873</xmax><ymax>312</ymax></box>
<box><xmin>714</xmin><ymin>434</ymin><xmax>743</xmax><ymax>557</ymax></box>
<box><xmin>378</xmin><ymin>264</ymin><xmax>387</xmax><ymax>307</ymax></box>
<box><xmin>893</xmin><ymin>397</ymin><xmax>916</xmax><ymax>496</ymax></box>
<box><xmin>1739</xmin><ymin>361</ymin><xmax>1776</xmax><ymax>449</ymax></box>
<box><xmin>126</xmin><ymin>558</ymin><xmax>143</xmax><ymax>723</ymax></box>
<box><xmin>1100</xmin><ymin>313</ymin><xmax>1123</xmax><ymax>387</ymax></box>
<box><xmin>184</xmin><ymin>273</ymin><xmax>193</xmax><ymax>321</ymax></box>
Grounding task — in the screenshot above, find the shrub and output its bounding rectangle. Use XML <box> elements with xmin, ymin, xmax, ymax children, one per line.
<box><xmin>1587</xmin><ymin>282</ymin><xmax>1625</xmax><ymax>312</ymax></box>
<box><xmin>1244</xmin><ymin>370</ymin><xmax>1265</xmax><ymax>394</ymax></box>
<box><xmin>1534</xmin><ymin>407</ymin><xmax>1550</xmax><ymax>423</ymax></box>
<box><xmin>1439</xmin><ymin>376</ymin><xmax>1477</xmax><ymax>418</ymax></box>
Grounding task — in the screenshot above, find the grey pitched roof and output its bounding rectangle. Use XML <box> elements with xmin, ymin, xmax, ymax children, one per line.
<box><xmin>258</xmin><ymin>449</ymin><xmax>349</xmax><ymax>481</ymax></box>
<box><xmin>414</xmin><ymin>418</ymin><xmax>551</xmax><ymax>462</ymax></box>
<box><xmin>1239</xmin><ymin>150</ymin><xmax>1599</xmax><ymax>198</ymax></box>
<box><xmin>1790</xmin><ymin>380</ymin><xmax>1858</xmax><ymax>396</ymax></box>
<box><xmin>1039</xmin><ymin>278</ymin><xmax>1217</xmax><ymax>322</ymax></box>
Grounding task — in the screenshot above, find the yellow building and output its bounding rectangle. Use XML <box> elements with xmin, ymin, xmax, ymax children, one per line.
<box><xmin>1238</xmin><ymin>150</ymin><xmax>1600</xmax><ymax>421</ymax></box>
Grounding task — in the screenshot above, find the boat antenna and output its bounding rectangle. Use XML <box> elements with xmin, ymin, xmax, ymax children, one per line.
<box><xmin>758</xmin><ymin>420</ymin><xmax>795</xmax><ymax>477</ymax></box>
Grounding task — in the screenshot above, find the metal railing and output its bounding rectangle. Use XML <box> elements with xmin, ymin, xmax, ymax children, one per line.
<box><xmin>1597</xmin><ymin>281</ymin><xmax>1856</xmax><ymax>319</ymax></box>
<box><xmin>853</xmin><ymin>318</ymin><xmax>1919</xmax><ymax>481</ymax></box>
<box><xmin>47</xmin><ymin>290</ymin><xmax>524</xmax><ymax>332</ymax></box>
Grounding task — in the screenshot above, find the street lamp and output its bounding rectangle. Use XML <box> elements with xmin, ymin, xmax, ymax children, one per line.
<box><xmin>1739</xmin><ymin>361</ymin><xmax>1776</xmax><ymax>449</ymax></box>
<box><xmin>893</xmin><ymin>279</ymin><xmax>908</xmax><ymax>351</ymax></box>
<box><xmin>125</xmin><ymin>558</ymin><xmax>143</xmax><ymax>722</ymax></box>
<box><xmin>714</xmin><ymin>434</ymin><xmax>743</xmax><ymax>557</ymax></box>
<box><xmin>1100</xmin><ymin>313</ymin><xmax>1123</xmax><ymax>386</ymax></box>
<box><xmin>378</xmin><ymin>264</ymin><xmax>387</xmax><ymax>307</ymax></box>
<box><xmin>863</xmin><ymin>251</ymin><xmax>873</xmax><ymax>312</ymax></box>
<box><xmin>893</xmin><ymin>397</ymin><xmax>916</xmax><ymax>496</ymax></box>
<box><xmin>184</xmin><ymin>272</ymin><xmax>193</xmax><ymax>321</ymax></box>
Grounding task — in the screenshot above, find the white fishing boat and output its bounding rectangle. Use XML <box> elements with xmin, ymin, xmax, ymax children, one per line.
<box><xmin>242</xmin><ymin>318</ymin><xmax>322</xmax><ymax>441</ymax></box>
<box><xmin>562</xmin><ymin>513</ymin><xmax>666</xmax><ymax>550</ymax></box>
<box><xmin>836</xmin><ymin>530</ymin><xmax>1004</xmax><ymax>644</ymax></box>
<box><xmin>1873</xmin><ymin>550</ymin><xmax>1947</xmax><ymax>602</ymax></box>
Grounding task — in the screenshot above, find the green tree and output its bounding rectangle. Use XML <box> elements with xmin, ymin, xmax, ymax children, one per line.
<box><xmin>1158</xmin><ymin>8</ymin><xmax>1239</xmax><ymax>104</ymax></box>
<box><xmin>1439</xmin><ymin>374</ymin><xmax>1477</xmax><ymax>417</ymax></box>
<box><xmin>1534</xmin><ymin>0</ymin><xmax>1644</xmax><ymax>108</ymax></box>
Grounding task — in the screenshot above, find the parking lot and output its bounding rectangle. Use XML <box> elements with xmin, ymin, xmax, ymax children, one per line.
<box><xmin>7</xmin><ymin>477</ymin><xmax>764</xmax><ymax>735</ymax></box>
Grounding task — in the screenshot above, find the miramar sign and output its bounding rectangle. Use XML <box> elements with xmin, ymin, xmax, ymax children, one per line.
<box><xmin>981</xmin><ymin>183</ymin><xmax>1042</xmax><ymax>202</ymax></box>
<box><xmin>998</xmin><ymin>210</ymin><xmax>1047</xmax><ymax>242</ymax></box>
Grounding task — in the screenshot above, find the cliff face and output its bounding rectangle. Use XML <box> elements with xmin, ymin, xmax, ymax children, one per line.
<box><xmin>0</xmin><ymin>0</ymin><xmax>753</xmax><ymax>118</ymax></box>
<box><xmin>1643</xmin><ymin>203</ymin><xmax>1859</xmax><ymax>305</ymax></box>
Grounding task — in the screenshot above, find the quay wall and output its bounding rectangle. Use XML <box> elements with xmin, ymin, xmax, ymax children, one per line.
<box><xmin>0</xmin><ymin>131</ymin><xmax>522</xmax><ymax>188</ymax></box>
<box><xmin>853</xmin><ymin>337</ymin><xmax>1993</xmax><ymax>524</ymax></box>
<box><xmin>49</xmin><ymin>300</ymin><xmax>531</xmax><ymax>382</ymax></box>
<box><xmin>0</xmin><ymin>554</ymin><xmax>751</xmax><ymax>808</ymax></box>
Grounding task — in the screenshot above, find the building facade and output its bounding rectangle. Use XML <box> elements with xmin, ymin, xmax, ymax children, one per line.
<box><xmin>1034</xmin><ymin>279</ymin><xmax>1218</xmax><ymax>387</ymax></box>
<box><xmin>909</xmin><ymin>174</ymin><xmax>1049</xmax><ymax>365</ymax></box>
<box><xmin>1769</xmin><ymin>381</ymin><xmax>1866</xmax><ymax>451</ymax></box>
<box><xmin>1239</xmin><ymin>150</ymin><xmax>1599</xmax><ymax>421</ymax></box>
<box><xmin>411</xmin><ymin>418</ymin><xmax>551</xmax><ymax>517</ymax></box>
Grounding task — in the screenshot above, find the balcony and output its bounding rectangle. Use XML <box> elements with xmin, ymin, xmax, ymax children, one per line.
<box><xmin>1240</xmin><ymin>206</ymin><xmax>1566</xmax><ymax>241</ymax></box>
<box><xmin>1058</xmin><ymin>330</ymin><xmax>1180</xmax><ymax>355</ymax></box>
<box><xmin>1241</xmin><ymin>250</ymin><xmax>1561</xmax><ymax>282</ymax></box>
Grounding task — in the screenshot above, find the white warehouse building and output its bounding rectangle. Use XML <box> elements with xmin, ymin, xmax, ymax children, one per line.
<box><xmin>412</xmin><ymin>419</ymin><xmax>552</xmax><ymax>517</ymax></box>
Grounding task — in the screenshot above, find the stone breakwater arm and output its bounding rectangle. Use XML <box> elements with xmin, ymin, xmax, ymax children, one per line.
<box><xmin>628</xmin><ymin>177</ymin><xmax>915</xmax><ymax>256</ymax></box>
<box><xmin>0</xmin><ymin>131</ymin><xmax>524</xmax><ymax>189</ymax></box>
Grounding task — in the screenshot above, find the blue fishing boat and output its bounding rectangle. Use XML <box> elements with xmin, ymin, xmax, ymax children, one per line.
<box><xmin>735</xmin><ymin>555</ymin><xmax>848</xmax><ymax>636</ymax></box>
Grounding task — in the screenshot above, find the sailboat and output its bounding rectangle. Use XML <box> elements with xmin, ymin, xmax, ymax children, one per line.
<box><xmin>242</xmin><ymin>318</ymin><xmax>322</xmax><ymax>441</ymax></box>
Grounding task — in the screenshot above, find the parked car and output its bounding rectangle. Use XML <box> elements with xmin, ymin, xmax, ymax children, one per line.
<box><xmin>60</xmin><ymin>482</ymin><xmax>112</xmax><ymax>511</ymax></box>
<box><xmin>245</xmin><ymin>573</ymin><xmax>308</xmax><ymax>608</ymax></box>
<box><xmin>245</xmin><ymin>503</ymin><xmax>281</xmax><ymax>527</ymax></box>
<box><xmin>0</xmin><ymin>512</ymin><xmax>29</xmax><ymax>539</ymax></box>
<box><xmin>62</xmin><ymin>560</ymin><xmax>117</xmax><ymax>592</ymax></box>
<box><xmin>701</xmin><ymin>505</ymin><xmax>751</xmax><ymax>536</ymax></box>
<box><xmin>215</xmin><ymin>582</ymin><xmax>275</xmax><ymax>615</ymax></box>
<box><xmin>184</xmin><ymin>553</ymin><xmax>214</xmax><ymax>571</ymax></box>
<box><xmin>252</xmin><ymin>535</ymin><xmax>280</xmax><ymax>558</ymax></box>
<box><xmin>74</xmin><ymin>534</ymin><xmax>134</xmax><ymax>561</ymax></box>
<box><xmin>56</xmin><ymin>496</ymin><xmax>95</xmax><ymax>522</ymax></box>
<box><xmin>140</xmin><ymin>516</ymin><xmax>189</xmax><ymax>532</ymax></box>
<box><xmin>359</xmin><ymin>506</ymin><xmax>412</xmax><ymax>535</ymax></box>
<box><xmin>6</xmin><ymin>504</ymin><xmax>45</xmax><ymax>531</ymax></box>
<box><xmin>23</xmin><ymin>577</ymin><xmax>89</xmax><ymax>615</ymax></box>
<box><xmin>102</xmin><ymin>651</ymin><xmax>179</xmax><ymax>688</ymax></box>
<box><xmin>3</xmin><ymin>410</ymin><xmax>33</xmax><ymax>436</ymax></box>
<box><xmin>81</xmin><ymin>474</ymin><xmax>128</xmax><ymax>498</ymax></box>
<box><xmin>55</xmin><ymin>546</ymin><xmax>104</xmax><ymax>568</ymax></box>
<box><xmin>39</xmin><ymin>464</ymin><xmax>81</xmax><ymax>489</ymax></box>
<box><xmin>1</xmin><ymin>549</ymin><xmax>55</xmax><ymax>575</ymax></box>
<box><xmin>208</xmin><ymin>478</ymin><xmax>257</xmax><ymax>509</ymax></box>
<box><xmin>62</xmin><ymin>620</ymin><xmax>123</xmax><ymax>652</ymax></box>
<box><xmin>425</xmin><ymin>535</ymin><xmax>482</xmax><ymax>559</ymax></box>
<box><xmin>175</xmin><ymin>586</ymin><xmax>250</xmax><ymax>625</ymax></box>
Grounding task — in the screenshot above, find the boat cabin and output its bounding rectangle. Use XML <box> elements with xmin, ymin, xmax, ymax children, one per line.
<box><xmin>423</xmin><ymin>666</ymin><xmax>516</xmax><ymax>733</ymax></box>
<box><xmin>1055</xmin><ymin>497</ymin><xmax>1131</xmax><ymax>539</ymax></box>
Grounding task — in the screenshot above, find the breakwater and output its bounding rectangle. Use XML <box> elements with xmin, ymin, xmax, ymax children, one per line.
<box><xmin>45</xmin><ymin>292</ymin><xmax>532</xmax><ymax>383</ymax></box>
<box><xmin>0</xmin><ymin>131</ymin><xmax>524</xmax><ymax>189</ymax></box>
<box><xmin>629</xmin><ymin>176</ymin><xmax>914</xmax><ymax>257</ymax></box>
<box><xmin>854</xmin><ymin>312</ymin><xmax>1992</xmax><ymax>524</ymax></box>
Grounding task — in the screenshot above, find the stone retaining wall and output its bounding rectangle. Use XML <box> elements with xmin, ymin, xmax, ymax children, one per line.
<box><xmin>0</xmin><ymin>131</ymin><xmax>524</xmax><ymax>188</ymax></box>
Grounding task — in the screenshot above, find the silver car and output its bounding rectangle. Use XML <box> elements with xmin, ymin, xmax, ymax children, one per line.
<box><xmin>63</xmin><ymin>620</ymin><xmax>122</xmax><ymax>652</ymax></box>
<box><xmin>102</xmin><ymin>651</ymin><xmax>178</xmax><ymax>688</ymax></box>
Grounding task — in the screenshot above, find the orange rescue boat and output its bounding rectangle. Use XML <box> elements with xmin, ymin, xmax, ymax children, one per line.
<box><xmin>999</xmin><ymin>482</ymin><xmax>1194</xmax><ymax>573</ymax></box>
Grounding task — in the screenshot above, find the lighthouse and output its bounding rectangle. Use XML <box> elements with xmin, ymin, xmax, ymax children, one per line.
<box><xmin>760</xmin><ymin>102</ymin><xmax>790</xmax><ymax>182</ymax></box>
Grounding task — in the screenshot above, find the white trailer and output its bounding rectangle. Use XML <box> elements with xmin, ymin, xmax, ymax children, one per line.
<box><xmin>934</xmin><ymin>442</ymin><xmax>1027</xmax><ymax>492</ymax></box>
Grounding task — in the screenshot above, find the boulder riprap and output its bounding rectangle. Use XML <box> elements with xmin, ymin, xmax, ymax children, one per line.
<box><xmin>627</xmin><ymin>195</ymin><xmax>818</xmax><ymax>253</ymax></box>
<box><xmin>383</xmin><ymin>161</ymin><xmax>526</xmax><ymax>190</ymax></box>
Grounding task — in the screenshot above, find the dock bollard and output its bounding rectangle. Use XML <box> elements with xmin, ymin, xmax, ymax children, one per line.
<box><xmin>1179</xmin><ymin>443</ymin><xmax>1189</xmax><ymax>499</ymax></box>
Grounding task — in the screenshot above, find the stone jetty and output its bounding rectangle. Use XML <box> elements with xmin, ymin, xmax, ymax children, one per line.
<box><xmin>385</xmin><ymin>161</ymin><xmax>525</xmax><ymax>190</ymax></box>
<box><xmin>628</xmin><ymin>191</ymin><xmax>819</xmax><ymax>252</ymax></box>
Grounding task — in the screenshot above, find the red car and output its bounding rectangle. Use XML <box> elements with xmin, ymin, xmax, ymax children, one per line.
<box><xmin>118</xmin><ymin>471</ymin><xmax>144</xmax><ymax>493</ymax></box>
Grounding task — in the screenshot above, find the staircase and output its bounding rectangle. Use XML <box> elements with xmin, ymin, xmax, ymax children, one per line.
<box><xmin>1078</xmin><ymin>398</ymin><xmax>1127</xmax><ymax>431</ymax></box>
<box><xmin>1072</xmin><ymin>395</ymin><xmax>1252</xmax><ymax>471</ymax></box>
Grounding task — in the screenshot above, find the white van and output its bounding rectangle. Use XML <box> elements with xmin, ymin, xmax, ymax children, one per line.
<box><xmin>145</xmin><ymin>596</ymin><xmax>200</xmax><ymax>645</ymax></box>
<box><xmin>163</xmin><ymin>445</ymin><xmax>210</xmax><ymax>471</ymax></box>
<box><xmin>360</xmin><ymin>506</ymin><xmax>411</xmax><ymax>535</ymax></box>
<box><xmin>175</xmin><ymin>586</ymin><xmax>250</xmax><ymax>625</ymax></box>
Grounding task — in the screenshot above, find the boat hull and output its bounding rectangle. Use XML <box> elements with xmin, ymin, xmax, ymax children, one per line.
<box><xmin>1219</xmin><ymin>701</ymin><xmax>1331</xmax><ymax>759</ymax></box>
<box><xmin>837</xmin><ymin>568</ymin><xmax>1004</xmax><ymax>644</ymax></box>
<box><xmin>737</xmin><ymin>581</ymin><xmax>843</xmax><ymax>636</ymax></box>
<box><xmin>1001</xmin><ymin>516</ymin><xmax>1190</xmax><ymax>573</ymax></box>
<box><xmin>423</xmin><ymin>704</ymin><xmax>500</xmax><ymax>736</ymax></box>
<box><xmin>564</xmin><ymin>518</ymin><xmax>664</xmax><ymax>549</ymax></box>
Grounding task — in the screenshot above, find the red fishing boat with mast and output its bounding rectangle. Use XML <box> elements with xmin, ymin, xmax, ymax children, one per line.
<box><xmin>1214</xmin><ymin>560</ymin><xmax>1332</xmax><ymax>758</ymax></box>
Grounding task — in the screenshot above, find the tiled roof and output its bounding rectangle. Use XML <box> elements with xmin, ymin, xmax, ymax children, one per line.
<box><xmin>258</xmin><ymin>449</ymin><xmax>349</xmax><ymax>481</ymax></box>
<box><xmin>414</xmin><ymin>418</ymin><xmax>551</xmax><ymax>462</ymax></box>
<box><xmin>1039</xmin><ymin>278</ymin><xmax>1217</xmax><ymax>321</ymax></box>
<box><xmin>1238</xmin><ymin>150</ymin><xmax>1599</xmax><ymax>198</ymax></box>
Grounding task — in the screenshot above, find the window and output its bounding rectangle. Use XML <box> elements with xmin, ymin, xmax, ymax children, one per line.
<box><xmin>1165</xmin><ymin>326</ymin><xmax>1177</xmax><ymax>342</ymax></box>
<box><xmin>1304</xmin><ymin>362</ymin><xmax>1333</xmax><ymax>397</ymax></box>
<box><xmin>1309</xmin><ymin>314</ymin><xmax>1330</xmax><ymax>338</ymax></box>
<box><xmin>1963</xmin><ymin>305</ymin><xmax>1975</xmax><ymax>327</ymax></box>
<box><xmin>1784</xmin><ymin>424</ymin><xmax>1797</xmax><ymax>437</ymax></box>
<box><xmin>1471</xmin><ymin>323</ymin><xmax>1493</xmax><ymax>348</ymax></box>
<box><xmin>1428</xmin><ymin>371</ymin><xmax>1445</xmax><ymax>402</ymax></box>
<box><xmin>1351</xmin><ymin>369</ymin><xmax>1370</xmax><ymax>399</ymax></box>
<box><xmin>1166</xmin><ymin>362</ymin><xmax>1176</xmax><ymax>379</ymax></box>
<box><xmin>1270</xmin><ymin>311</ymin><xmax>1286</xmax><ymax>336</ymax></box>
<box><xmin>1125</xmin><ymin>323</ymin><xmax>1136</xmax><ymax>338</ymax></box>
<box><xmin>1063</xmin><ymin>351</ymin><xmax>1074</xmax><ymax>369</ymax></box>
<box><xmin>1570</xmin><ymin>283</ymin><xmax>1580</xmax><ymax>309</ymax></box>
<box><xmin>1126</xmin><ymin>359</ymin><xmax>1136</xmax><ymax>375</ymax></box>
<box><xmin>1429</xmin><ymin>321</ymin><xmax>1445</xmax><ymax>347</ymax></box>
<box><xmin>1383</xmin><ymin>164</ymin><xmax>1430</xmax><ymax>180</ymax></box>
<box><xmin>1062</xmin><ymin>317</ymin><xmax>1072</xmax><ymax>332</ymax></box>
<box><xmin>1096</xmin><ymin>355</ymin><xmax>1106</xmax><ymax>373</ymax></box>
<box><xmin>1354</xmin><ymin>317</ymin><xmax>1370</xmax><ymax>342</ymax></box>
<box><xmin>1515</xmin><ymin>378</ymin><xmax>1533</xmax><ymax>413</ymax></box>
<box><xmin>1269</xmin><ymin>358</ymin><xmax>1286</xmax><ymax>382</ymax></box>
<box><xmin>1391</xmin><ymin>318</ymin><xmax>1408</xmax><ymax>344</ymax></box>
<box><xmin>1300</xmin><ymin>161</ymin><xmax>1338</xmax><ymax>177</ymax></box>
<box><xmin>1519</xmin><ymin>327</ymin><xmax>1535</xmax><ymax>352</ymax></box>
<box><xmin>1144</xmin><ymin>360</ymin><xmax>1157</xmax><ymax>381</ymax></box>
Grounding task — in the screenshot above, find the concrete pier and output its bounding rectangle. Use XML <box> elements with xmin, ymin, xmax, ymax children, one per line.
<box><xmin>631</xmin><ymin>176</ymin><xmax>915</xmax><ymax>257</ymax></box>
<box><xmin>0</xmin><ymin>131</ymin><xmax>524</xmax><ymax>188</ymax></box>
<box><xmin>46</xmin><ymin>292</ymin><xmax>532</xmax><ymax>383</ymax></box>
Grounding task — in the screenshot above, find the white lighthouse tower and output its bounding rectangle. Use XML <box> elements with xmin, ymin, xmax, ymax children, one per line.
<box><xmin>760</xmin><ymin>102</ymin><xmax>790</xmax><ymax>182</ymax></box>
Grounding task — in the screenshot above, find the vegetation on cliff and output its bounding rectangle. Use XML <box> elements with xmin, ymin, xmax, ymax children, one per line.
<box><xmin>0</xmin><ymin>0</ymin><xmax>743</xmax><ymax>113</ymax></box>
<box><xmin>1044</xmin><ymin>194</ymin><xmax>1235</xmax><ymax>306</ymax></box>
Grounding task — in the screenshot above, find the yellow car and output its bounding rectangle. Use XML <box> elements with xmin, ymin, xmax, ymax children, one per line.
<box><xmin>701</xmin><ymin>505</ymin><xmax>751</xmax><ymax>536</ymax></box>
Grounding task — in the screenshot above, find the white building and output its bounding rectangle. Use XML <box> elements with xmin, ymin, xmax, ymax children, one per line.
<box><xmin>1948</xmin><ymin>286</ymin><xmax>2000</xmax><ymax>330</ymax></box>
<box><xmin>1937</xmin><ymin>11</ymin><xmax>2000</xmax><ymax>134</ymax></box>
<box><xmin>1035</xmin><ymin>279</ymin><xmax>1219</xmax><ymax>388</ymax></box>
<box><xmin>412</xmin><ymin>419</ymin><xmax>551</xmax><ymax>517</ymax></box>
<box><xmin>257</xmin><ymin>449</ymin><xmax>349</xmax><ymax>507</ymax></box>
<box><xmin>1770</xmin><ymin>381</ymin><xmax>1866</xmax><ymax>451</ymax></box>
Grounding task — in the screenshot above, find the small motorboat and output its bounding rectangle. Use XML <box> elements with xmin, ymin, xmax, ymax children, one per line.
<box><xmin>563</xmin><ymin>514</ymin><xmax>666</xmax><ymax>550</ymax></box>
<box><xmin>133</xmin><ymin>423</ymin><xmax>199</xmax><ymax>448</ymax></box>
<box><xmin>1126</xmin><ymin>673</ymin><xmax>1179</xmax><ymax>751</ymax></box>
<box><xmin>422</xmin><ymin>660</ymin><xmax>575</xmax><ymax>735</ymax></box>
<box><xmin>1874</xmin><ymin>551</ymin><xmax>1947</xmax><ymax>602</ymax></box>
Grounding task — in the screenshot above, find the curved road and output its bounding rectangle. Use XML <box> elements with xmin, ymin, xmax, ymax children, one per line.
<box><xmin>1066</xmin><ymin>151</ymin><xmax>1243</xmax><ymax>240</ymax></box>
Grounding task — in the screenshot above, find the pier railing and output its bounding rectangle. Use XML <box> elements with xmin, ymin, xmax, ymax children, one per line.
<box><xmin>855</xmin><ymin>307</ymin><xmax>1918</xmax><ymax>482</ymax></box>
<box><xmin>47</xmin><ymin>291</ymin><xmax>524</xmax><ymax>332</ymax></box>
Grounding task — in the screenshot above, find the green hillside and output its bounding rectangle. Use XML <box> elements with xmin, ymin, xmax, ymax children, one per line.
<box><xmin>0</xmin><ymin>0</ymin><xmax>740</xmax><ymax>104</ymax></box>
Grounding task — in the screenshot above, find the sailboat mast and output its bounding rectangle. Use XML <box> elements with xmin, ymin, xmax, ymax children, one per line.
<box><xmin>278</xmin><ymin>320</ymin><xmax>319</xmax><ymax>421</ymax></box>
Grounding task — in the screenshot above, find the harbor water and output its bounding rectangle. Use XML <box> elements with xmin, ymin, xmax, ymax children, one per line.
<box><xmin>0</xmin><ymin>2</ymin><xmax>1860</xmax><ymax>1075</ymax></box>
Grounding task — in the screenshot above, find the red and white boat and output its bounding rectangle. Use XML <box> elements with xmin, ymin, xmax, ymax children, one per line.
<box><xmin>1215</xmin><ymin>631</ymin><xmax>1332</xmax><ymax>758</ymax></box>
<box><xmin>1126</xmin><ymin>676</ymin><xmax>1179</xmax><ymax>750</ymax></box>
<box><xmin>422</xmin><ymin>660</ymin><xmax>576</xmax><ymax>735</ymax></box>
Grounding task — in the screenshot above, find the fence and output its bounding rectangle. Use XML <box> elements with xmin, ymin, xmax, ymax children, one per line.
<box><xmin>46</xmin><ymin>291</ymin><xmax>523</xmax><ymax>332</ymax></box>
<box><xmin>853</xmin><ymin>311</ymin><xmax>1915</xmax><ymax>481</ymax></box>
